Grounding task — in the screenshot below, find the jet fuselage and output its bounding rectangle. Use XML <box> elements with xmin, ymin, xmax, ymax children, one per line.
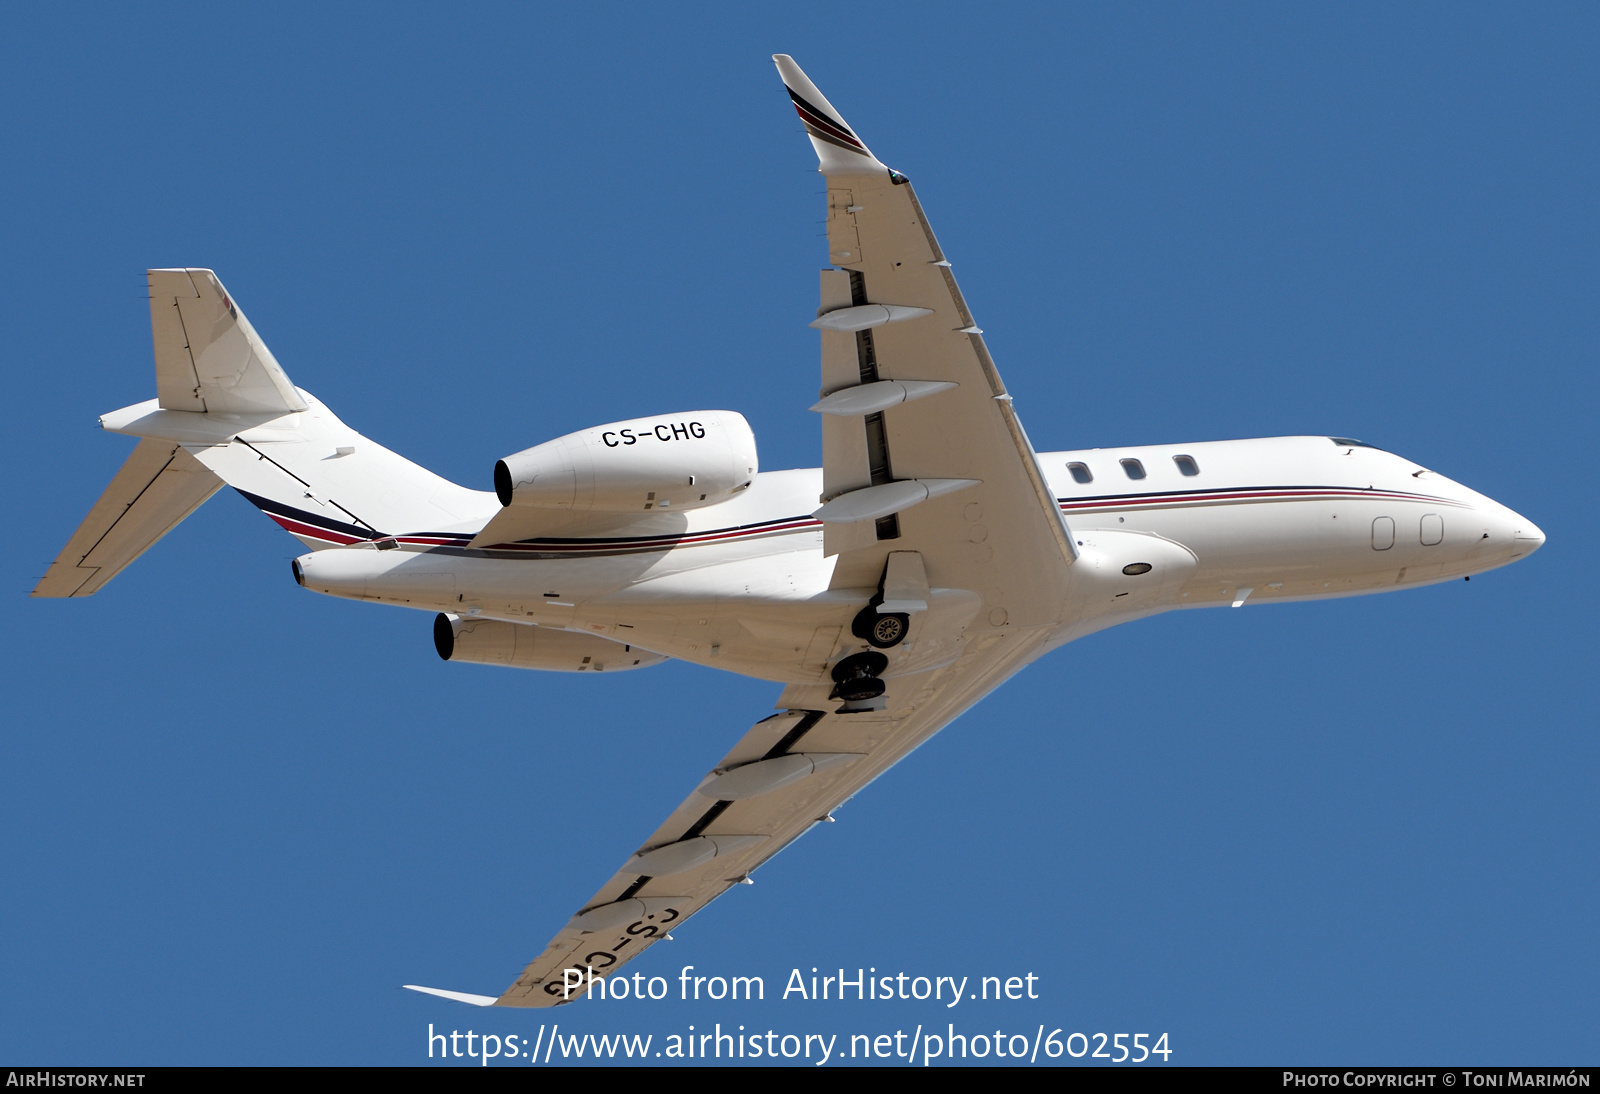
<box><xmin>292</xmin><ymin>434</ymin><xmax>1543</xmax><ymax>684</ymax></box>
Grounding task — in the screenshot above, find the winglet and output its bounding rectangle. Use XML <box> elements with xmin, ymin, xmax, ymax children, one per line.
<box><xmin>402</xmin><ymin>984</ymin><xmax>498</xmax><ymax>1007</ymax></box>
<box><xmin>772</xmin><ymin>55</ymin><xmax>890</xmax><ymax>176</ymax></box>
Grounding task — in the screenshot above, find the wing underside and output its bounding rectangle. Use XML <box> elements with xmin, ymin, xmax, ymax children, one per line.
<box><xmin>495</xmin><ymin>625</ymin><xmax>1054</xmax><ymax>1006</ymax></box>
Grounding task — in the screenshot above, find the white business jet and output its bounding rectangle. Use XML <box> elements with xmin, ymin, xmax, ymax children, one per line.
<box><xmin>34</xmin><ymin>56</ymin><xmax>1543</xmax><ymax>1008</ymax></box>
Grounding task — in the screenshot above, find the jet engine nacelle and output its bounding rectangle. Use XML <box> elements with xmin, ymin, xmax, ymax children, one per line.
<box><xmin>435</xmin><ymin>614</ymin><xmax>668</xmax><ymax>673</ymax></box>
<box><xmin>493</xmin><ymin>410</ymin><xmax>757</xmax><ymax>513</ymax></box>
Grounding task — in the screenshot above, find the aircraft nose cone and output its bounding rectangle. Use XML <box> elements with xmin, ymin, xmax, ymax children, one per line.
<box><xmin>1512</xmin><ymin>517</ymin><xmax>1546</xmax><ymax>556</ymax></box>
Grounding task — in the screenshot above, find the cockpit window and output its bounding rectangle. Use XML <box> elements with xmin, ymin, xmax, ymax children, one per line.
<box><xmin>1329</xmin><ymin>437</ymin><xmax>1377</xmax><ymax>448</ymax></box>
<box><xmin>1067</xmin><ymin>462</ymin><xmax>1093</xmax><ymax>484</ymax></box>
<box><xmin>1173</xmin><ymin>455</ymin><xmax>1200</xmax><ymax>476</ymax></box>
<box><xmin>1120</xmin><ymin>458</ymin><xmax>1146</xmax><ymax>480</ymax></box>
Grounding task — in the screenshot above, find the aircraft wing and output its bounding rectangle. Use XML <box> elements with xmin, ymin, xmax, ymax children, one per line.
<box><xmin>771</xmin><ymin>55</ymin><xmax>1078</xmax><ymax>624</ymax></box>
<box><xmin>492</xmin><ymin>620</ymin><xmax>1054</xmax><ymax>1006</ymax></box>
<box><xmin>467</xmin><ymin>58</ymin><xmax>1080</xmax><ymax>1008</ymax></box>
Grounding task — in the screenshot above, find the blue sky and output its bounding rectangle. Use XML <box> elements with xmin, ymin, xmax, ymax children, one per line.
<box><xmin>2</xmin><ymin>2</ymin><xmax>1594</xmax><ymax>1066</ymax></box>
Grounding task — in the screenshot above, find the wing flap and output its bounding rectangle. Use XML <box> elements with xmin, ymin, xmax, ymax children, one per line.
<box><xmin>32</xmin><ymin>439</ymin><xmax>223</xmax><ymax>597</ymax></box>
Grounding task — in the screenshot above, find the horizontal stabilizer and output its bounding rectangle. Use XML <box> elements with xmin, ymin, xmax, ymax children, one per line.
<box><xmin>32</xmin><ymin>439</ymin><xmax>223</xmax><ymax>598</ymax></box>
<box><xmin>149</xmin><ymin>268</ymin><xmax>307</xmax><ymax>415</ymax></box>
<box><xmin>402</xmin><ymin>984</ymin><xmax>497</xmax><ymax>1007</ymax></box>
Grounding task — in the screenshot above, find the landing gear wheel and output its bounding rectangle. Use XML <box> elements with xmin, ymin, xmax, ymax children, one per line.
<box><xmin>867</xmin><ymin>612</ymin><xmax>909</xmax><ymax>649</ymax></box>
<box><xmin>851</xmin><ymin>605</ymin><xmax>910</xmax><ymax>649</ymax></box>
<box><xmin>834</xmin><ymin>675</ymin><xmax>886</xmax><ymax>702</ymax></box>
<box><xmin>830</xmin><ymin>650</ymin><xmax>889</xmax><ymax>701</ymax></box>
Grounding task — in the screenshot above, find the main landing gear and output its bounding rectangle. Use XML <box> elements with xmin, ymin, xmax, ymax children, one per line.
<box><xmin>834</xmin><ymin>564</ymin><xmax>915</xmax><ymax>707</ymax></box>
<box><xmin>831</xmin><ymin>651</ymin><xmax>889</xmax><ymax>702</ymax></box>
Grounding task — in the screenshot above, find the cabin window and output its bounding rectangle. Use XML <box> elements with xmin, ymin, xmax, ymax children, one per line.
<box><xmin>1120</xmin><ymin>458</ymin><xmax>1146</xmax><ymax>480</ymax></box>
<box><xmin>1420</xmin><ymin>514</ymin><xmax>1443</xmax><ymax>546</ymax></box>
<box><xmin>1173</xmin><ymin>454</ymin><xmax>1200</xmax><ymax>476</ymax></box>
<box><xmin>1067</xmin><ymin>462</ymin><xmax>1093</xmax><ymax>484</ymax></box>
<box><xmin>1372</xmin><ymin>516</ymin><xmax>1395</xmax><ymax>550</ymax></box>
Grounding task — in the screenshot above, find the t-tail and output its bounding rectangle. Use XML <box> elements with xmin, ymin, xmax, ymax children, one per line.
<box><xmin>31</xmin><ymin>268</ymin><xmax>496</xmax><ymax>597</ymax></box>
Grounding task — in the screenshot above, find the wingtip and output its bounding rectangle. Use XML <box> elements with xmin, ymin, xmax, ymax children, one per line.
<box><xmin>403</xmin><ymin>984</ymin><xmax>498</xmax><ymax>1007</ymax></box>
<box><xmin>770</xmin><ymin>54</ymin><xmax>888</xmax><ymax>176</ymax></box>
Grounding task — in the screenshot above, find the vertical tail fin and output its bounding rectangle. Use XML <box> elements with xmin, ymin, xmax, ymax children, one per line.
<box><xmin>149</xmin><ymin>268</ymin><xmax>307</xmax><ymax>415</ymax></box>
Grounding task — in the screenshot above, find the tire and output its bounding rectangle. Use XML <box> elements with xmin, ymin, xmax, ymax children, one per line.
<box><xmin>834</xmin><ymin>675</ymin><xmax>887</xmax><ymax>702</ymax></box>
<box><xmin>831</xmin><ymin>651</ymin><xmax>889</xmax><ymax>702</ymax></box>
<box><xmin>866</xmin><ymin>612</ymin><xmax>909</xmax><ymax>649</ymax></box>
<box><xmin>831</xmin><ymin>650</ymin><xmax>889</xmax><ymax>683</ymax></box>
<box><xmin>852</xmin><ymin>605</ymin><xmax>910</xmax><ymax>649</ymax></box>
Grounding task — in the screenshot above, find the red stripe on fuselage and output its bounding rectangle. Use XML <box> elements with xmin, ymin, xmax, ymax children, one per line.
<box><xmin>282</xmin><ymin>486</ymin><xmax>1462</xmax><ymax>560</ymax></box>
<box><xmin>268</xmin><ymin>514</ymin><xmax>364</xmax><ymax>545</ymax></box>
<box><xmin>472</xmin><ymin>517</ymin><xmax>823</xmax><ymax>554</ymax></box>
<box><xmin>1058</xmin><ymin>487</ymin><xmax>1468</xmax><ymax>513</ymax></box>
